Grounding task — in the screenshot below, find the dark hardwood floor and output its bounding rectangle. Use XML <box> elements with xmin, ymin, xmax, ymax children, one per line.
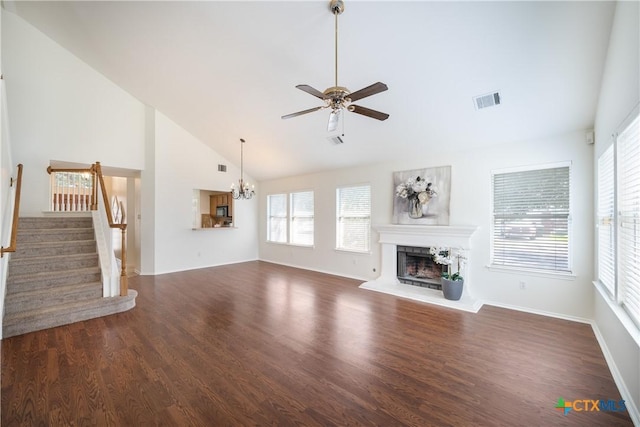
<box><xmin>1</xmin><ymin>261</ymin><xmax>633</xmax><ymax>426</ymax></box>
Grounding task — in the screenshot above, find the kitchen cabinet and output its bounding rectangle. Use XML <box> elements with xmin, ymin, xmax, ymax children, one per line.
<box><xmin>210</xmin><ymin>192</ymin><xmax>233</xmax><ymax>220</ymax></box>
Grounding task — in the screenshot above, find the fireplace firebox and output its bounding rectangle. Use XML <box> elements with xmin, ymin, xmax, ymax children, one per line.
<box><xmin>397</xmin><ymin>246</ymin><xmax>444</xmax><ymax>290</ymax></box>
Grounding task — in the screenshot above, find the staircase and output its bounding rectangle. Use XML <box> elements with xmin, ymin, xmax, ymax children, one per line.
<box><xmin>3</xmin><ymin>215</ymin><xmax>136</xmax><ymax>338</ymax></box>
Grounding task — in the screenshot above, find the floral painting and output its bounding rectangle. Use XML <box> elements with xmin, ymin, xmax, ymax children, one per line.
<box><xmin>392</xmin><ymin>166</ymin><xmax>451</xmax><ymax>225</ymax></box>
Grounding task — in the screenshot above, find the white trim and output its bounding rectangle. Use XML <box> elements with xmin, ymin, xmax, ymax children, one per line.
<box><xmin>140</xmin><ymin>257</ymin><xmax>260</xmax><ymax>276</ymax></box>
<box><xmin>483</xmin><ymin>301</ymin><xmax>592</xmax><ymax>324</ymax></box>
<box><xmin>334</xmin><ymin>247</ymin><xmax>371</xmax><ymax>255</ymax></box>
<box><xmin>593</xmin><ymin>281</ymin><xmax>640</xmax><ymax>348</ymax></box>
<box><xmin>490</xmin><ymin>160</ymin><xmax>572</xmax><ymax>175</ymax></box>
<box><xmin>485</xmin><ymin>264</ymin><xmax>576</xmax><ymax>280</ymax></box>
<box><xmin>375</xmin><ymin>224</ymin><xmax>478</xmax><ymax>249</ymax></box>
<box><xmin>591</xmin><ymin>320</ymin><xmax>640</xmax><ymax>426</ymax></box>
<box><xmin>260</xmin><ymin>259</ymin><xmax>369</xmax><ymax>282</ymax></box>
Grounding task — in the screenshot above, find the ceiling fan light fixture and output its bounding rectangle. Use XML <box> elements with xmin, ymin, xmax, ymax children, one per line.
<box><xmin>328</xmin><ymin>109</ymin><xmax>341</xmax><ymax>132</ymax></box>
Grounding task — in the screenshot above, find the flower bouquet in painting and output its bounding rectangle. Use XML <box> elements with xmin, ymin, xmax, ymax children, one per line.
<box><xmin>392</xmin><ymin>166</ymin><xmax>451</xmax><ymax>225</ymax></box>
<box><xmin>430</xmin><ymin>246</ymin><xmax>466</xmax><ymax>300</ymax></box>
<box><xmin>395</xmin><ymin>176</ymin><xmax>437</xmax><ymax>219</ymax></box>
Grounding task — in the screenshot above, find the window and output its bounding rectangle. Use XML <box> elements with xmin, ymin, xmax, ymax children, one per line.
<box><xmin>267</xmin><ymin>191</ymin><xmax>314</xmax><ymax>246</ymax></box>
<box><xmin>491</xmin><ymin>164</ymin><xmax>571</xmax><ymax>273</ymax></box>
<box><xmin>597</xmin><ymin>145</ymin><xmax>615</xmax><ymax>295</ymax></box>
<box><xmin>617</xmin><ymin>114</ymin><xmax>640</xmax><ymax>325</ymax></box>
<box><xmin>336</xmin><ymin>185</ymin><xmax>371</xmax><ymax>252</ymax></box>
<box><xmin>267</xmin><ymin>194</ymin><xmax>287</xmax><ymax>243</ymax></box>
<box><xmin>290</xmin><ymin>191</ymin><xmax>314</xmax><ymax>246</ymax></box>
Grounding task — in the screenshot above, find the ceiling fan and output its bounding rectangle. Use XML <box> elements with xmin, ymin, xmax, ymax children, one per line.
<box><xmin>282</xmin><ymin>0</ymin><xmax>389</xmax><ymax>132</ymax></box>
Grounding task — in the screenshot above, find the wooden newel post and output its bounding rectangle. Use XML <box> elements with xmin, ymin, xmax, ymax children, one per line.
<box><xmin>120</xmin><ymin>225</ymin><xmax>128</xmax><ymax>296</ymax></box>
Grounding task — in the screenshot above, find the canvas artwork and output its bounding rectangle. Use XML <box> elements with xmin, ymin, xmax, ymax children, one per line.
<box><xmin>392</xmin><ymin>166</ymin><xmax>451</xmax><ymax>225</ymax></box>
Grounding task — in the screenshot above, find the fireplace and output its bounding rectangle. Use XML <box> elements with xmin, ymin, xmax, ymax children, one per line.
<box><xmin>359</xmin><ymin>224</ymin><xmax>481</xmax><ymax>312</ymax></box>
<box><xmin>397</xmin><ymin>246</ymin><xmax>444</xmax><ymax>289</ymax></box>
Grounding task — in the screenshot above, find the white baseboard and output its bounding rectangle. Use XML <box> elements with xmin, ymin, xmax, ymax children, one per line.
<box><xmin>258</xmin><ymin>259</ymin><xmax>369</xmax><ymax>282</ymax></box>
<box><xmin>482</xmin><ymin>301</ymin><xmax>593</xmax><ymax>324</ymax></box>
<box><xmin>591</xmin><ymin>321</ymin><xmax>640</xmax><ymax>426</ymax></box>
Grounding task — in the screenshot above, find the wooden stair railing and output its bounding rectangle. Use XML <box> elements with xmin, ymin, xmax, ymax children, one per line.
<box><xmin>46</xmin><ymin>165</ymin><xmax>96</xmax><ymax>212</ymax></box>
<box><xmin>1</xmin><ymin>164</ymin><xmax>24</xmax><ymax>257</ymax></box>
<box><xmin>47</xmin><ymin>163</ymin><xmax>128</xmax><ymax>296</ymax></box>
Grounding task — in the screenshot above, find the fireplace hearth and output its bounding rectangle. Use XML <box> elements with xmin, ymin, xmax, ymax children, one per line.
<box><xmin>397</xmin><ymin>246</ymin><xmax>444</xmax><ymax>289</ymax></box>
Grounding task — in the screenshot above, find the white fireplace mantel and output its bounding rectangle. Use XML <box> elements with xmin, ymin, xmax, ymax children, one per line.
<box><xmin>359</xmin><ymin>224</ymin><xmax>483</xmax><ymax>313</ymax></box>
<box><xmin>375</xmin><ymin>224</ymin><xmax>478</xmax><ymax>249</ymax></box>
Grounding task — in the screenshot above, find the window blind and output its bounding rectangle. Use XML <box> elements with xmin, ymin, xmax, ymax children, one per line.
<box><xmin>290</xmin><ymin>191</ymin><xmax>314</xmax><ymax>246</ymax></box>
<box><xmin>617</xmin><ymin>115</ymin><xmax>640</xmax><ymax>325</ymax></box>
<box><xmin>492</xmin><ymin>165</ymin><xmax>571</xmax><ymax>272</ymax></box>
<box><xmin>337</xmin><ymin>185</ymin><xmax>371</xmax><ymax>252</ymax></box>
<box><xmin>597</xmin><ymin>145</ymin><xmax>616</xmax><ymax>295</ymax></box>
<box><xmin>267</xmin><ymin>194</ymin><xmax>287</xmax><ymax>243</ymax></box>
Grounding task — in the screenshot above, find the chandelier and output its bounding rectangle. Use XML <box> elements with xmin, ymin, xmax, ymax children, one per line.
<box><xmin>231</xmin><ymin>138</ymin><xmax>255</xmax><ymax>200</ymax></box>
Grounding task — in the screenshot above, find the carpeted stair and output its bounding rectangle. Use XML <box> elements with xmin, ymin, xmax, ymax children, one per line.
<box><xmin>3</xmin><ymin>215</ymin><xmax>136</xmax><ymax>338</ymax></box>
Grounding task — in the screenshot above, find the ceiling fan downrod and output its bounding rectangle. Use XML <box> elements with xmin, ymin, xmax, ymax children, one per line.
<box><xmin>331</xmin><ymin>0</ymin><xmax>344</xmax><ymax>89</ymax></box>
<box><xmin>281</xmin><ymin>0</ymin><xmax>389</xmax><ymax>129</ymax></box>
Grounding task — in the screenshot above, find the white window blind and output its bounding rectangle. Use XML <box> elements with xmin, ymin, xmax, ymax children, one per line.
<box><xmin>290</xmin><ymin>191</ymin><xmax>314</xmax><ymax>246</ymax></box>
<box><xmin>597</xmin><ymin>145</ymin><xmax>616</xmax><ymax>295</ymax></box>
<box><xmin>492</xmin><ymin>165</ymin><xmax>571</xmax><ymax>272</ymax></box>
<box><xmin>337</xmin><ymin>185</ymin><xmax>371</xmax><ymax>252</ymax></box>
<box><xmin>267</xmin><ymin>194</ymin><xmax>287</xmax><ymax>243</ymax></box>
<box><xmin>617</xmin><ymin>114</ymin><xmax>640</xmax><ymax>325</ymax></box>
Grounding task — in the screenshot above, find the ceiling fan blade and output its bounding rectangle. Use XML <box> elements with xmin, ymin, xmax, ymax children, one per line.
<box><xmin>296</xmin><ymin>84</ymin><xmax>328</xmax><ymax>99</ymax></box>
<box><xmin>281</xmin><ymin>106</ymin><xmax>325</xmax><ymax>120</ymax></box>
<box><xmin>348</xmin><ymin>105</ymin><xmax>389</xmax><ymax>121</ymax></box>
<box><xmin>327</xmin><ymin>109</ymin><xmax>342</xmax><ymax>132</ymax></box>
<box><xmin>347</xmin><ymin>82</ymin><xmax>388</xmax><ymax>102</ymax></box>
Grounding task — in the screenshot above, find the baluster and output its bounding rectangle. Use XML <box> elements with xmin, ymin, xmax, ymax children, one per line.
<box><xmin>63</xmin><ymin>173</ymin><xmax>68</xmax><ymax>211</ymax></box>
<box><xmin>73</xmin><ymin>172</ymin><xmax>80</xmax><ymax>212</ymax></box>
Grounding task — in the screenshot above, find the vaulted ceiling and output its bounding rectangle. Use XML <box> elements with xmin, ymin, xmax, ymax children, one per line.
<box><xmin>7</xmin><ymin>1</ymin><xmax>616</xmax><ymax>181</ymax></box>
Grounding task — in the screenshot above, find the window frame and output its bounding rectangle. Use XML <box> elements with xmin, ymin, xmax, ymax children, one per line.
<box><xmin>615</xmin><ymin>113</ymin><xmax>640</xmax><ymax>327</ymax></box>
<box><xmin>266</xmin><ymin>193</ymin><xmax>288</xmax><ymax>244</ymax></box>
<box><xmin>336</xmin><ymin>184</ymin><xmax>372</xmax><ymax>254</ymax></box>
<box><xmin>266</xmin><ymin>190</ymin><xmax>315</xmax><ymax>247</ymax></box>
<box><xmin>490</xmin><ymin>161</ymin><xmax>573</xmax><ymax>276</ymax></box>
<box><xmin>289</xmin><ymin>190</ymin><xmax>315</xmax><ymax>247</ymax></box>
<box><xmin>597</xmin><ymin>144</ymin><xmax>616</xmax><ymax>298</ymax></box>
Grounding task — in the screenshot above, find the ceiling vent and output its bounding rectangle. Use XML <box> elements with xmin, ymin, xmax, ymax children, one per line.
<box><xmin>217</xmin><ymin>164</ymin><xmax>227</xmax><ymax>172</ymax></box>
<box><xmin>473</xmin><ymin>91</ymin><xmax>501</xmax><ymax>110</ymax></box>
<box><xmin>327</xmin><ymin>135</ymin><xmax>345</xmax><ymax>145</ymax></box>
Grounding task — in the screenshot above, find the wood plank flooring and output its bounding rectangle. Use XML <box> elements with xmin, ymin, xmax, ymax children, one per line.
<box><xmin>1</xmin><ymin>261</ymin><xmax>633</xmax><ymax>426</ymax></box>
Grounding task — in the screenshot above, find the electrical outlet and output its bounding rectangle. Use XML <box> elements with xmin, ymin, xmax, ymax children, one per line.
<box><xmin>519</xmin><ymin>281</ymin><xmax>526</xmax><ymax>290</ymax></box>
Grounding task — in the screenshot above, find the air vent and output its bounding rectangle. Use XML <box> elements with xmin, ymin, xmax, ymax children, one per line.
<box><xmin>327</xmin><ymin>135</ymin><xmax>345</xmax><ymax>144</ymax></box>
<box><xmin>217</xmin><ymin>164</ymin><xmax>227</xmax><ymax>172</ymax></box>
<box><xmin>473</xmin><ymin>91</ymin><xmax>501</xmax><ymax>110</ymax></box>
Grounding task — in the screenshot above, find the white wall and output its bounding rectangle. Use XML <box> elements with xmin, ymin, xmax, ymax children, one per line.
<box><xmin>0</xmin><ymin>2</ymin><xmax>9</xmax><ymax>337</ymax></box>
<box><xmin>593</xmin><ymin>1</ymin><xmax>640</xmax><ymax>422</ymax></box>
<box><xmin>259</xmin><ymin>129</ymin><xmax>594</xmax><ymax>320</ymax></box>
<box><xmin>2</xmin><ymin>11</ymin><xmax>259</xmax><ymax>276</ymax></box>
<box><xmin>2</xmin><ymin>11</ymin><xmax>146</xmax><ymax>215</ymax></box>
<box><xmin>151</xmin><ymin>111</ymin><xmax>258</xmax><ymax>274</ymax></box>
